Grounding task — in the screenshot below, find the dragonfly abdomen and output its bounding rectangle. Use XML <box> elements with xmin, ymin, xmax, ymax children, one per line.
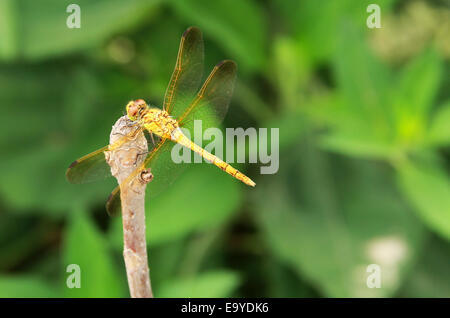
<box><xmin>171</xmin><ymin>129</ymin><xmax>255</xmax><ymax>187</ymax></box>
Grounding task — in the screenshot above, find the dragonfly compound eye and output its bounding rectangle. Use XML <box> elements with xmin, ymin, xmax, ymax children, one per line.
<box><xmin>135</xmin><ymin>99</ymin><xmax>147</xmax><ymax>106</ymax></box>
<box><xmin>126</xmin><ymin>101</ymin><xmax>139</xmax><ymax>120</ymax></box>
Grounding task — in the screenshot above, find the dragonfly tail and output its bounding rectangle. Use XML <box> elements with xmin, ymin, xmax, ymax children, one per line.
<box><xmin>173</xmin><ymin>130</ymin><xmax>255</xmax><ymax>187</ymax></box>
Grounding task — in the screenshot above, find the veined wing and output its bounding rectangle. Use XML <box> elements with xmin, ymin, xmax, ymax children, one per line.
<box><xmin>66</xmin><ymin>127</ymin><xmax>144</xmax><ymax>184</ymax></box>
<box><xmin>66</xmin><ymin>145</ymin><xmax>111</xmax><ymax>184</ymax></box>
<box><xmin>178</xmin><ymin>60</ymin><xmax>237</xmax><ymax>132</ymax></box>
<box><xmin>105</xmin><ymin>186</ymin><xmax>121</xmax><ymax>217</ymax></box>
<box><xmin>163</xmin><ymin>26</ymin><xmax>204</xmax><ymax>119</ymax></box>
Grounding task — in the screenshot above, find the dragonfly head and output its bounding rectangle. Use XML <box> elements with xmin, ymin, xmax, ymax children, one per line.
<box><xmin>126</xmin><ymin>99</ymin><xmax>148</xmax><ymax>121</ymax></box>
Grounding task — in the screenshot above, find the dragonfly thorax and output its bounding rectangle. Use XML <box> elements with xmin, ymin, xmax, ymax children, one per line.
<box><xmin>142</xmin><ymin>107</ymin><xmax>179</xmax><ymax>139</ymax></box>
<box><xmin>126</xmin><ymin>99</ymin><xmax>177</xmax><ymax>139</ymax></box>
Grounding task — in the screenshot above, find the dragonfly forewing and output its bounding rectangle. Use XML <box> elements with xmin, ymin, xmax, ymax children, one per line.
<box><xmin>163</xmin><ymin>26</ymin><xmax>204</xmax><ymax>119</ymax></box>
<box><xmin>179</xmin><ymin>60</ymin><xmax>237</xmax><ymax>134</ymax></box>
<box><xmin>106</xmin><ymin>186</ymin><xmax>121</xmax><ymax>217</ymax></box>
<box><xmin>66</xmin><ymin>145</ymin><xmax>111</xmax><ymax>184</ymax></box>
<box><xmin>66</xmin><ymin>127</ymin><xmax>145</xmax><ymax>184</ymax></box>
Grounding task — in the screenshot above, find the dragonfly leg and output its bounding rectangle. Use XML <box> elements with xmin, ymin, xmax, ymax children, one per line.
<box><xmin>112</xmin><ymin>131</ymin><xmax>128</xmax><ymax>137</ymax></box>
<box><xmin>125</xmin><ymin>121</ymin><xmax>140</xmax><ymax>128</ymax></box>
<box><xmin>111</xmin><ymin>129</ymin><xmax>139</xmax><ymax>141</ymax></box>
<box><xmin>150</xmin><ymin>132</ymin><xmax>156</xmax><ymax>146</ymax></box>
<box><xmin>135</xmin><ymin>150</ymin><xmax>149</xmax><ymax>165</ymax></box>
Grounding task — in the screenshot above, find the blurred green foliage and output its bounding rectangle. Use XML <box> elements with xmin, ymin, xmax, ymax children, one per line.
<box><xmin>0</xmin><ymin>0</ymin><xmax>449</xmax><ymax>297</ymax></box>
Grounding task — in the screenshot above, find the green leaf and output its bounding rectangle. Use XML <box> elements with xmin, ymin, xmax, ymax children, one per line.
<box><xmin>334</xmin><ymin>22</ymin><xmax>392</xmax><ymax>133</ymax></box>
<box><xmin>428</xmin><ymin>101</ymin><xmax>450</xmax><ymax>146</ymax></box>
<box><xmin>320</xmin><ymin>131</ymin><xmax>398</xmax><ymax>160</ymax></box>
<box><xmin>0</xmin><ymin>276</ymin><xmax>58</xmax><ymax>297</ymax></box>
<box><xmin>263</xmin><ymin>109</ymin><xmax>308</xmax><ymax>152</ymax></box>
<box><xmin>157</xmin><ymin>270</ymin><xmax>240</xmax><ymax>297</ymax></box>
<box><xmin>63</xmin><ymin>210</ymin><xmax>125</xmax><ymax>297</ymax></box>
<box><xmin>398</xmin><ymin>237</ymin><xmax>450</xmax><ymax>297</ymax></box>
<box><xmin>0</xmin><ymin>215</ymin><xmax>52</xmax><ymax>271</ymax></box>
<box><xmin>0</xmin><ymin>0</ymin><xmax>19</xmax><ymax>59</ymax></box>
<box><xmin>274</xmin><ymin>0</ymin><xmax>397</xmax><ymax>63</ymax></box>
<box><xmin>272</xmin><ymin>37</ymin><xmax>311</xmax><ymax>111</ymax></box>
<box><xmin>397</xmin><ymin>160</ymin><xmax>450</xmax><ymax>240</ymax></box>
<box><xmin>393</xmin><ymin>49</ymin><xmax>442</xmax><ymax>118</ymax></box>
<box><xmin>170</xmin><ymin>0</ymin><xmax>266</xmax><ymax>72</ymax></box>
<box><xmin>0</xmin><ymin>0</ymin><xmax>160</xmax><ymax>61</ymax></box>
<box><xmin>264</xmin><ymin>259</ymin><xmax>317</xmax><ymax>297</ymax></box>
<box><xmin>110</xmin><ymin>164</ymin><xmax>242</xmax><ymax>247</ymax></box>
<box><xmin>392</xmin><ymin>49</ymin><xmax>443</xmax><ymax>145</ymax></box>
<box><xmin>319</xmin><ymin>22</ymin><xmax>397</xmax><ymax>159</ymax></box>
<box><xmin>0</xmin><ymin>65</ymin><xmax>118</xmax><ymax>216</ymax></box>
<box><xmin>253</xmin><ymin>140</ymin><xmax>424</xmax><ymax>297</ymax></box>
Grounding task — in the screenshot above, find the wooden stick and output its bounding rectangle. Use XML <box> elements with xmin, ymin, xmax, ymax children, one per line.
<box><xmin>105</xmin><ymin>116</ymin><xmax>153</xmax><ymax>298</ymax></box>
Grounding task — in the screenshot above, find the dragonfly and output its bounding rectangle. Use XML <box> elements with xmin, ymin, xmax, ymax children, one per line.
<box><xmin>66</xmin><ymin>26</ymin><xmax>255</xmax><ymax>216</ymax></box>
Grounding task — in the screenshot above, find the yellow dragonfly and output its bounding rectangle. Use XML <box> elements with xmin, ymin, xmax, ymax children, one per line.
<box><xmin>66</xmin><ymin>27</ymin><xmax>255</xmax><ymax>216</ymax></box>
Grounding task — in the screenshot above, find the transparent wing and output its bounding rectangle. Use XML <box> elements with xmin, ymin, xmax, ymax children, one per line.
<box><xmin>178</xmin><ymin>60</ymin><xmax>237</xmax><ymax>133</ymax></box>
<box><xmin>105</xmin><ymin>186</ymin><xmax>121</xmax><ymax>217</ymax></box>
<box><xmin>66</xmin><ymin>145</ymin><xmax>111</xmax><ymax>184</ymax></box>
<box><xmin>163</xmin><ymin>26</ymin><xmax>204</xmax><ymax>119</ymax></box>
<box><xmin>66</xmin><ymin>128</ymin><xmax>144</xmax><ymax>184</ymax></box>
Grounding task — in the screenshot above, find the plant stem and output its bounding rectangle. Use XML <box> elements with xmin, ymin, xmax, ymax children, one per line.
<box><xmin>106</xmin><ymin>116</ymin><xmax>153</xmax><ymax>298</ymax></box>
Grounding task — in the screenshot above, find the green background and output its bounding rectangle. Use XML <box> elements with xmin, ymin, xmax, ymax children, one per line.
<box><xmin>0</xmin><ymin>0</ymin><xmax>449</xmax><ymax>297</ymax></box>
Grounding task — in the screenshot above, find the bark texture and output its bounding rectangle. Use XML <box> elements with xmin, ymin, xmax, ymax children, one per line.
<box><xmin>105</xmin><ymin>116</ymin><xmax>153</xmax><ymax>298</ymax></box>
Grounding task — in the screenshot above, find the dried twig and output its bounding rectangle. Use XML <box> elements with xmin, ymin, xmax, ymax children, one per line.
<box><xmin>105</xmin><ymin>116</ymin><xmax>153</xmax><ymax>298</ymax></box>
